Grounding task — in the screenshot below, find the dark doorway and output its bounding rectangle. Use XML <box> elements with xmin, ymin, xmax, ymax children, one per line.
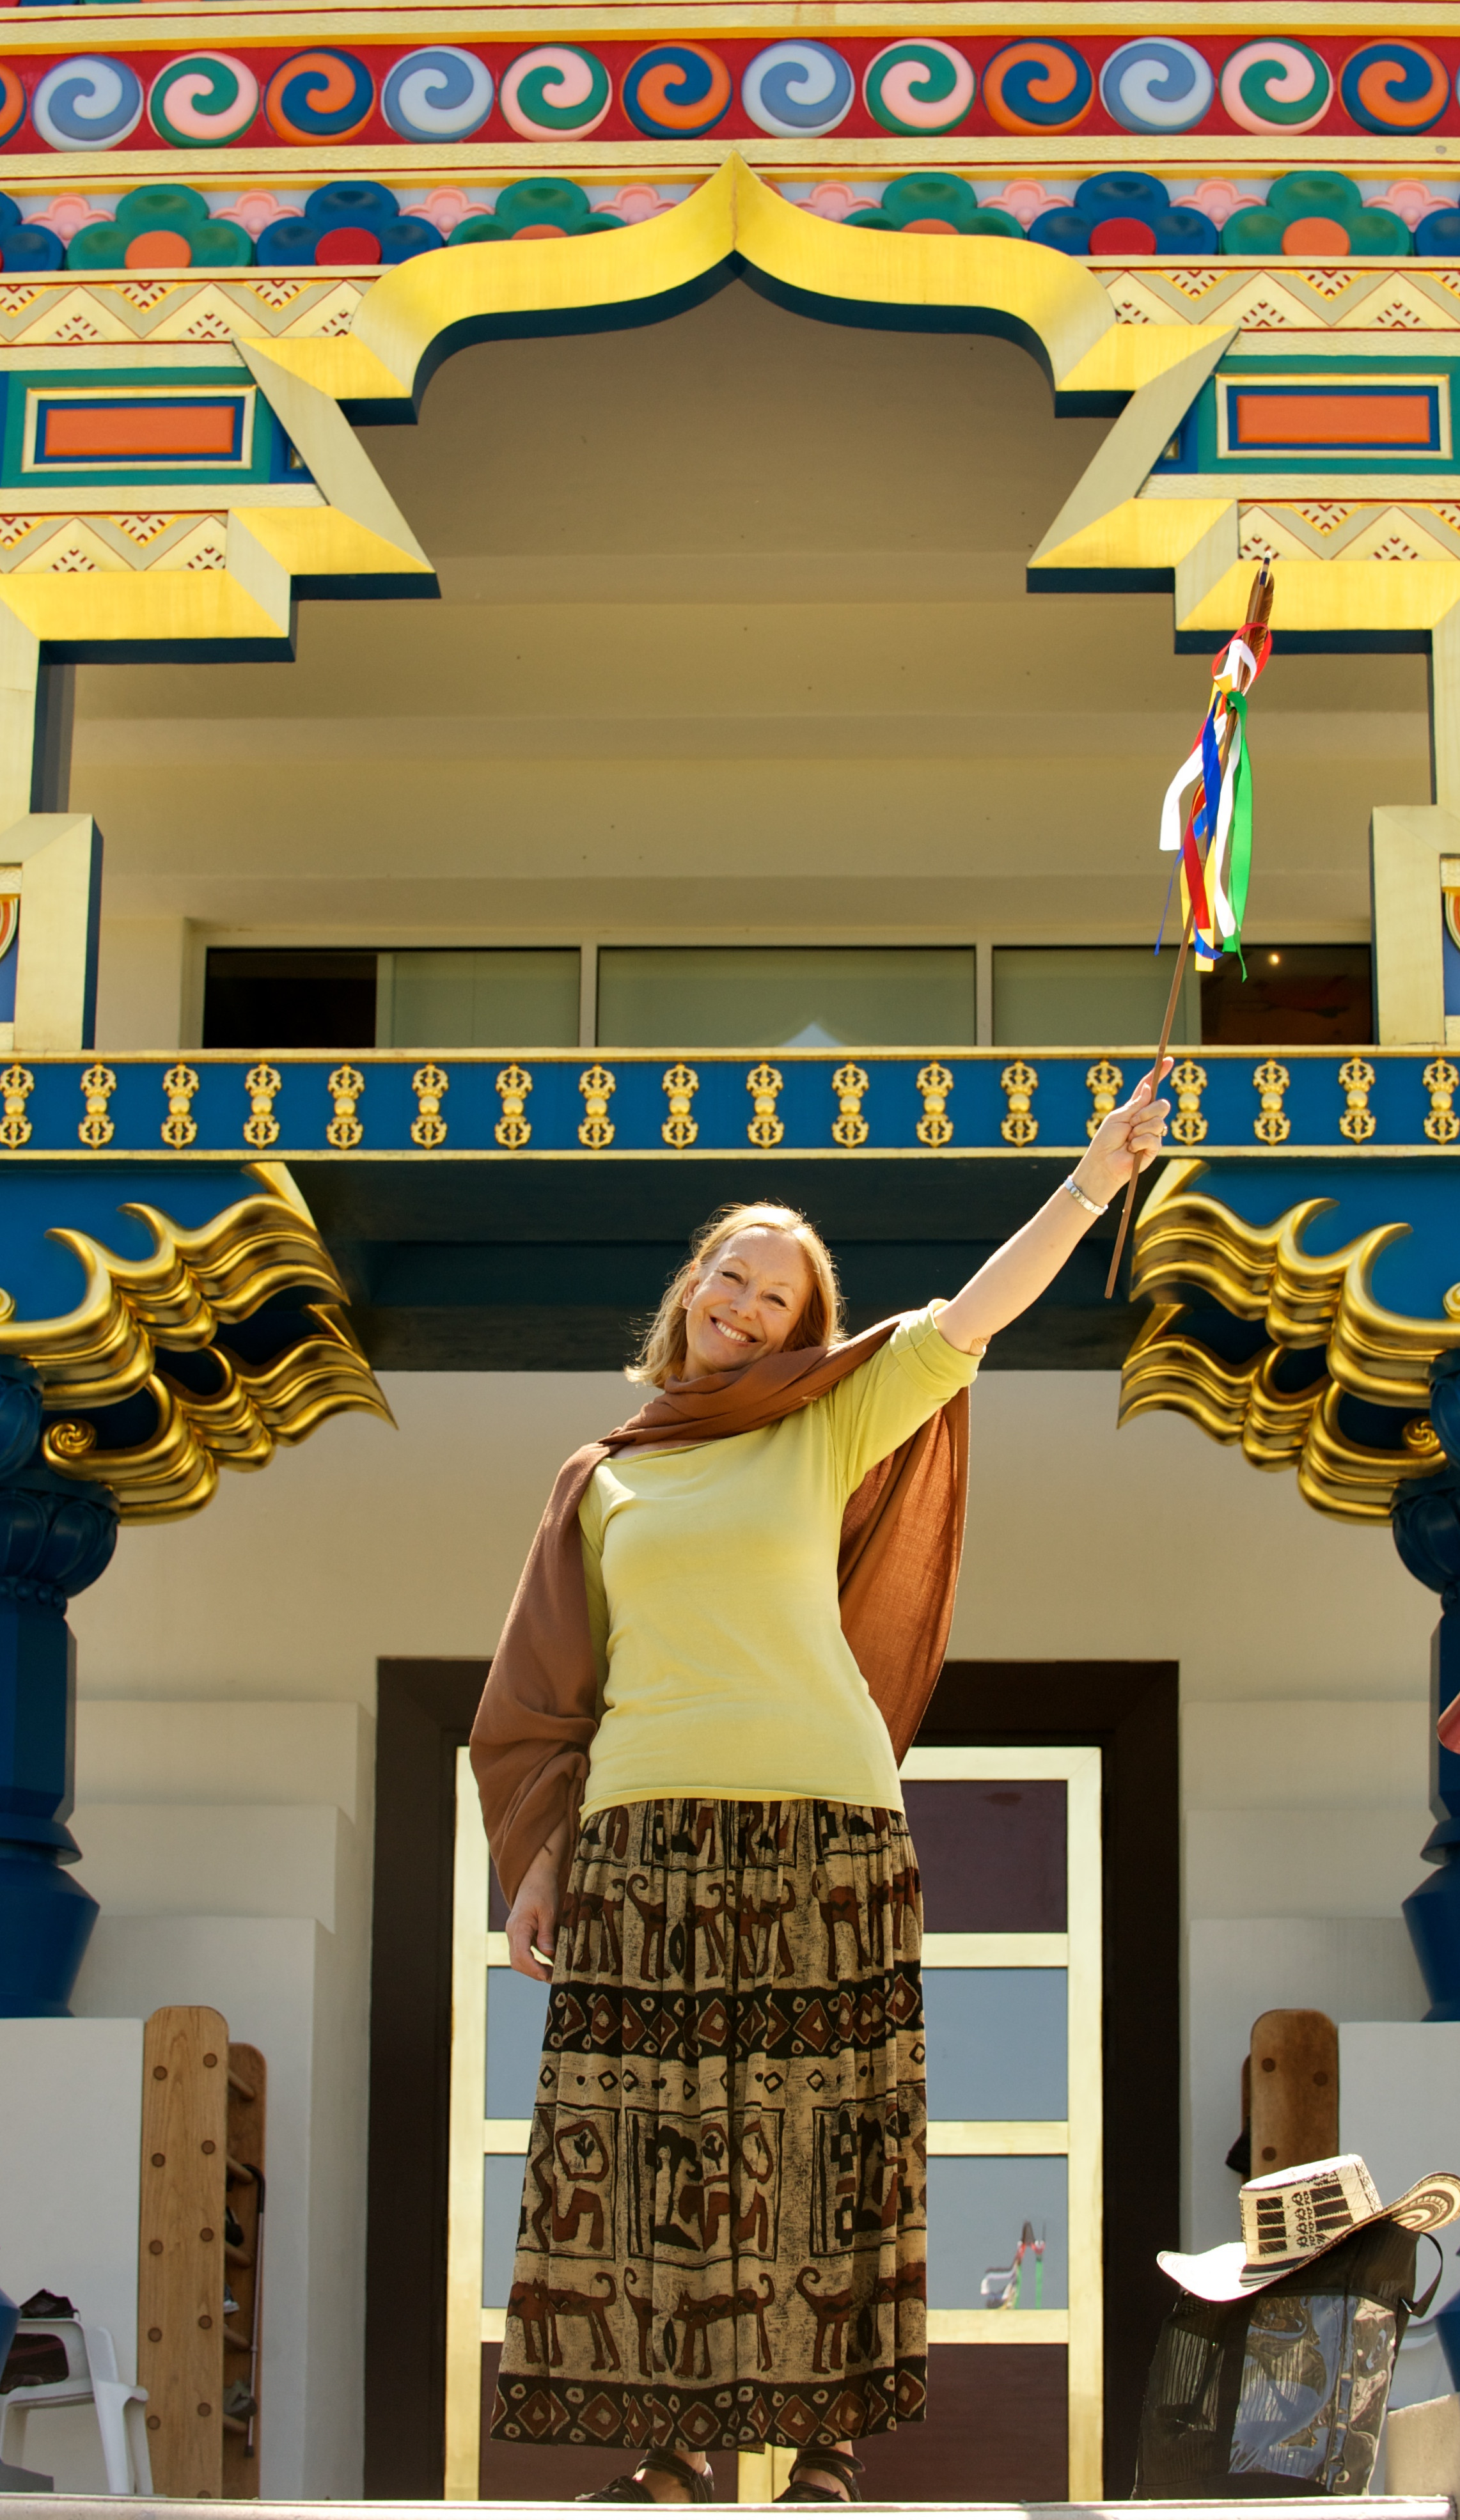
<box><xmin>364</xmin><ymin>1658</ymin><xmax>1177</xmax><ymax>2500</ymax></box>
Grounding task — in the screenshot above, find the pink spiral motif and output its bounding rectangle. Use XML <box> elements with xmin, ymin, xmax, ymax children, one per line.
<box><xmin>499</xmin><ymin>45</ymin><xmax>611</xmax><ymax>137</ymax></box>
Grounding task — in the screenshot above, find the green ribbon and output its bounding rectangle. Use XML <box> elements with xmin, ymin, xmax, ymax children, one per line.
<box><xmin>1222</xmin><ymin>689</ymin><xmax>1251</xmax><ymax>967</ymax></box>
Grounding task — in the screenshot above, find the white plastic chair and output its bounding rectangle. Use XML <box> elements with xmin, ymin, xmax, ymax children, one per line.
<box><xmin>0</xmin><ymin>2319</ymin><xmax>152</xmax><ymax>2494</ymax></box>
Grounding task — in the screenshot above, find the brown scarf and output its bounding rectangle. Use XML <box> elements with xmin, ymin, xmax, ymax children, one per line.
<box><xmin>469</xmin><ymin>1316</ymin><xmax>970</xmax><ymax>1904</ymax></box>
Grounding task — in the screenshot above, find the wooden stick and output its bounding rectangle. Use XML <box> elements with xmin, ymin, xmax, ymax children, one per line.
<box><xmin>1103</xmin><ymin>563</ymin><xmax>1273</xmax><ymax>1302</ymax></box>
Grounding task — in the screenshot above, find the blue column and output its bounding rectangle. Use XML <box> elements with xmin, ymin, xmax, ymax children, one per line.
<box><xmin>0</xmin><ymin>1362</ymin><xmax>117</xmax><ymax>2016</ymax></box>
<box><xmin>1394</xmin><ymin>1350</ymin><xmax>1460</xmax><ymax>2019</ymax></box>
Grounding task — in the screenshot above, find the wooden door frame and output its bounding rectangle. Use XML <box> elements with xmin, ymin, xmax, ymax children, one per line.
<box><xmin>363</xmin><ymin>1656</ymin><xmax>1179</xmax><ymax>2500</ymax></box>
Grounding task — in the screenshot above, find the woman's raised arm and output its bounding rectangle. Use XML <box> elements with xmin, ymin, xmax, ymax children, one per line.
<box><xmin>937</xmin><ymin>1059</ymin><xmax>1172</xmax><ymax>1354</ymax></box>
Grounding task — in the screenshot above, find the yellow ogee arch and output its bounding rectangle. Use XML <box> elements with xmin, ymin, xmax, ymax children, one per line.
<box><xmin>1</xmin><ymin>156</ymin><xmax>1457</xmax><ymax>662</ymax></box>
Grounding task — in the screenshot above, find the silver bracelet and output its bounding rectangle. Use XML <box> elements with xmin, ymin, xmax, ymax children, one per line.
<box><xmin>1062</xmin><ymin>1173</ymin><xmax>1108</xmax><ymax>1218</ymax></box>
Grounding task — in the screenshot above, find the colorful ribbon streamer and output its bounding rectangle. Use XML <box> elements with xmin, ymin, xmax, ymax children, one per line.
<box><xmin>1158</xmin><ymin>621</ymin><xmax>1271</xmax><ymax>963</ymax></box>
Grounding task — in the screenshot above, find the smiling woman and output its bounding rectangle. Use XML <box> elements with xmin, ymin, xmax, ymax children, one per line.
<box><xmin>468</xmin><ymin>1091</ymin><xmax>1168</xmax><ymax>2505</ymax></box>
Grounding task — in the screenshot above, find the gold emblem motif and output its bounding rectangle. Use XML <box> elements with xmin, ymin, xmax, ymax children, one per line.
<box><xmin>1085</xmin><ymin>1059</ymin><xmax>1122</xmax><ymax>1141</ymax></box>
<box><xmin>1425</xmin><ymin>1057</ymin><xmax>1459</xmax><ymax>1145</ymax></box>
<box><xmin>79</xmin><ymin>1062</ymin><xmax>116</xmax><ymax>1149</ymax></box>
<box><xmin>161</xmin><ymin>1062</ymin><xmax>199</xmax><ymax>1150</ymax></box>
<box><xmin>411</xmin><ymin>1062</ymin><xmax>448</xmax><ymax>1149</ymax></box>
<box><xmin>1000</xmin><ymin>1059</ymin><xmax>1038</xmax><ymax>1147</ymax></box>
<box><xmin>243</xmin><ymin>1063</ymin><xmax>281</xmax><ymax>1150</ymax></box>
<box><xmin>832</xmin><ymin>1062</ymin><xmax>869</xmax><ymax>1150</ymax></box>
<box><xmin>0</xmin><ymin>1061</ymin><xmax>33</xmax><ymax>1149</ymax></box>
<box><xmin>1253</xmin><ymin>1058</ymin><xmax>1291</xmax><ymax>1145</ymax></box>
<box><xmin>326</xmin><ymin>1063</ymin><xmax>365</xmax><ymax>1150</ymax></box>
<box><xmin>1338</xmin><ymin>1056</ymin><xmax>1376</xmax><ymax>1143</ymax></box>
<box><xmin>661</xmin><ymin>1062</ymin><xmax>698</xmax><ymax>1151</ymax></box>
<box><xmin>578</xmin><ymin>1063</ymin><xmax>616</xmax><ymax>1150</ymax></box>
<box><xmin>916</xmin><ymin>1062</ymin><xmax>954</xmax><ymax>1148</ymax></box>
<box><xmin>746</xmin><ymin>1062</ymin><xmax>783</xmax><ymax>1149</ymax></box>
<box><xmin>495</xmin><ymin>1063</ymin><xmax>532</xmax><ymax>1150</ymax></box>
<box><xmin>1170</xmin><ymin>1058</ymin><xmax>1209</xmax><ymax>1147</ymax></box>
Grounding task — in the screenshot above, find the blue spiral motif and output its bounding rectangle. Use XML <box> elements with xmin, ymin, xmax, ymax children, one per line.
<box><xmin>741</xmin><ymin>40</ymin><xmax>854</xmax><ymax>137</ymax></box>
<box><xmin>33</xmin><ymin>56</ymin><xmax>144</xmax><ymax>150</ymax></box>
<box><xmin>1099</xmin><ymin>39</ymin><xmax>1214</xmax><ymax>134</ymax></box>
<box><xmin>381</xmin><ymin>47</ymin><xmax>493</xmax><ymax>142</ymax></box>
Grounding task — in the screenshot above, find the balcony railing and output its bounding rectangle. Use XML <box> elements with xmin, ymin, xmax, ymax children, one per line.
<box><xmin>0</xmin><ymin>1046</ymin><xmax>1451</xmax><ymax>1159</ymax></box>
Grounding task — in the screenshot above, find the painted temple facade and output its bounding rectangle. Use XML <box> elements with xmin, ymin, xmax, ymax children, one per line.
<box><xmin>6</xmin><ymin>0</ymin><xmax>1460</xmax><ymax>2505</ymax></box>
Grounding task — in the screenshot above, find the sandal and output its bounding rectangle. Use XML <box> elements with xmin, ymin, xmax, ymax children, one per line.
<box><xmin>774</xmin><ymin>2450</ymin><xmax>863</xmax><ymax>2503</ymax></box>
<box><xmin>580</xmin><ymin>2448</ymin><xmax>716</xmax><ymax>2503</ymax></box>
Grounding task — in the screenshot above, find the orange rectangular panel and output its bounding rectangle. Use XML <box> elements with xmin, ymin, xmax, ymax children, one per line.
<box><xmin>1232</xmin><ymin>391</ymin><xmax>1434</xmax><ymax>448</ymax></box>
<box><xmin>41</xmin><ymin>400</ymin><xmax>240</xmax><ymax>460</ymax></box>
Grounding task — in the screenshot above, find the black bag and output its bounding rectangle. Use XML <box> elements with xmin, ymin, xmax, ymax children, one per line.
<box><xmin>1135</xmin><ymin>2220</ymin><xmax>1441</xmax><ymax>2498</ymax></box>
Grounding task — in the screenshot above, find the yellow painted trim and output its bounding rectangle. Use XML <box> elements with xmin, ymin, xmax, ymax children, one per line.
<box><xmin>734</xmin><ymin>164</ymin><xmax>1116</xmax><ymax>384</ymax></box>
<box><xmin>6</xmin><ymin>813</ymin><xmax>100</xmax><ymax>1054</ymax></box>
<box><xmin>1372</xmin><ymin>803</ymin><xmax>1460</xmax><ymax>1044</ymax></box>
<box><xmin>1182</xmin><ymin>558</ymin><xmax>1460</xmax><ymax>636</ymax></box>
<box><xmin>923</xmin><ymin>1930</ymin><xmax>1069</xmax><ymax>1966</ymax></box>
<box><xmin>0</xmin><ymin>572</ymin><xmax>290</xmax><ymax>646</ymax></box>
<box><xmin>927</xmin><ymin>2309</ymin><xmax>1069</xmax><ymax>2344</ymax></box>
<box><xmin>482</xmin><ymin>2117</ymin><xmax>533</xmax><ymax>2152</ymax></box>
<box><xmin>445</xmin><ymin>1746</ymin><xmax>489</xmax><ymax>2503</ymax></box>
<box><xmin>1034</xmin><ymin>492</ymin><xmax>1236</xmax><ymax>581</ymax></box>
<box><xmin>267</xmin><ymin>155</ymin><xmax>1141</xmax><ymax>413</ymax></box>
<box><xmin>6</xmin><ymin>3</ymin><xmax>1460</xmax><ymax>40</ymax></box>
<box><xmin>1056</xmin><ymin>323</ymin><xmax>1237</xmax><ymax>403</ymax></box>
<box><xmin>928</xmin><ymin>2121</ymin><xmax>1070</xmax><ymax>2155</ymax></box>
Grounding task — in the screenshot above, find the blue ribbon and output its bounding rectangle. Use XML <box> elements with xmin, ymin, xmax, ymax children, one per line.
<box><xmin>1198</xmin><ymin>703</ymin><xmax>1221</xmax><ymax>850</ymax></box>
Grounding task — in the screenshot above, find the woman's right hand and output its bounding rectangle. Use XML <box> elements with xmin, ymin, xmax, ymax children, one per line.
<box><xmin>505</xmin><ymin>1835</ymin><xmax>563</xmax><ymax>1981</ymax></box>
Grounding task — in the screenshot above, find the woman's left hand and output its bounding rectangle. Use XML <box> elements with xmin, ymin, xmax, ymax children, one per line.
<box><xmin>1076</xmin><ymin>1057</ymin><xmax>1173</xmax><ymax>1207</ymax></box>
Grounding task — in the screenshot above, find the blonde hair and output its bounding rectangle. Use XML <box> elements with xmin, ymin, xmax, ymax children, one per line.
<box><xmin>629</xmin><ymin>1201</ymin><xmax>844</xmax><ymax>1387</ymax></box>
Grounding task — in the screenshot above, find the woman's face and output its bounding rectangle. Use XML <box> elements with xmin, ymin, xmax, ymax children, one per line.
<box><xmin>680</xmin><ymin>1228</ymin><xmax>813</xmax><ymax>1379</ymax></box>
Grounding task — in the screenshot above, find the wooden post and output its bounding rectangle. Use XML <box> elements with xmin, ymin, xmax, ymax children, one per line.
<box><xmin>137</xmin><ymin>2006</ymin><xmax>229</xmax><ymax>2497</ymax></box>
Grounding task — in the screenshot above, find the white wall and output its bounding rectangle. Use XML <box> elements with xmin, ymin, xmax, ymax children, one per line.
<box><xmin>0</xmin><ymin>2019</ymin><xmax>143</xmax><ymax>2495</ymax></box>
<box><xmin>64</xmin><ymin>1365</ymin><xmax>1441</xmax><ymax>2485</ymax></box>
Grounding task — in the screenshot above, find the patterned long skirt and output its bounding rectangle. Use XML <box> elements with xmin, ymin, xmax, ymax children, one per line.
<box><xmin>490</xmin><ymin>1797</ymin><xmax>927</xmax><ymax>2452</ymax></box>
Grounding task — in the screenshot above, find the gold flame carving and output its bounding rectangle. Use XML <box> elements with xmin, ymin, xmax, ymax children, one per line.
<box><xmin>0</xmin><ymin>1162</ymin><xmax>391</xmax><ymax>1521</ymax></box>
<box><xmin>1119</xmin><ymin>1159</ymin><xmax>1460</xmax><ymax>1522</ymax></box>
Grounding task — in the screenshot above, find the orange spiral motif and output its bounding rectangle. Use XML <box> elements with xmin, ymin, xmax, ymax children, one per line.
<box><xmin>1340</xmin><ymin>42</ymin><xmax>1448</xmax><ymax>134</ymax></box>
<box><xmin>982</xmin><ymin>39</ymin><xmax>1094</xmax><ymax>134</ymax></box>
<box><xmin>622</xmin><ymin>44</ymin><xmax>730</xmax><ymax>136</ymax></box>
<box><xmin>0</xmin><ymin>67</ymin><xmax>26</xmax><ymax>145</ymax></box>
<box><xmin>264</xmin><ymin>50</ymin><xmax>375</xmax><ymax>143</ymax></box>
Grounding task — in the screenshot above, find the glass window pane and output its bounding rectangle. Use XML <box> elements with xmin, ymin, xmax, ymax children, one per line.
<box><xmin>384</xmin><ymin>948</ymin><xmax>580</xmax><ymax>1047</ymax></box>
<box><xmin>485</xmin><ymin>1968</ymin><xmax>551</xmax><ymax>2118</ymax></box>
<box><xmin>904</xmin><ymin>1781</ymin><xmax>1066</xmax><ymax>1933</ymax></box>
<box><xmin>483</xmin><ymin>2155</ymin><xmax>526</xmax><ymax>2307</ymax></box>
<box><xmin>597</xmin><ymin>947</ymin><xmax>976</xmax><ymax>1048</ymax></box>
<box><xmin>923</xmin><ymin>1969</ymin><xmax>1067</xmax><ymax>2120</ymax></box>
<box><xmin>993</xmin><ymin>946</ymin><xmax>1198</xmax><ymax>1047</ymax></box>
<box><xmin>203</xmin><ymin>948</ymin><xmax>377</xmax><ymax>1049</ymax></box>
<box><xmin>1201</xmin><ymin>944</ymin><xmax>1372</xmax><ymax>1045</ymax></box>
<box><xmin>926</xmin><ymin>2156</ymin><xmax>1067</xmax><ymax>2309</ymax></box>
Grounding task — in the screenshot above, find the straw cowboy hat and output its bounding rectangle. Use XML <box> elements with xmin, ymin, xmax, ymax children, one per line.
<box><xmin>1159</xmin><ymin>2154</ymin><xmax>1460</xmax><ymax>2304</ymax></box>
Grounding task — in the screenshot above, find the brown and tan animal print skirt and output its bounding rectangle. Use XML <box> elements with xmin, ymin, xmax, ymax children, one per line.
<box><xmin>490</xmin><ymin>1797</ymin><xmax>927</xmax><ymax>2453</ymax></box>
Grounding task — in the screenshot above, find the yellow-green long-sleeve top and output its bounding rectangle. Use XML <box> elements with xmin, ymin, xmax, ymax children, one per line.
<box><xmin>577</xmin><ymin>1306</ymin><xmax>980</xmax><ymax>1820</ymax></box>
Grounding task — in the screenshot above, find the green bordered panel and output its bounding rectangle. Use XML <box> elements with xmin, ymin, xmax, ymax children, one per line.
<box><xmin>0</xmin><ymin>368</ymin><xmax>300</xmax><ymax>491</ymax></box>
<box><xmin>1158</xmin><ymin>354</ymin><xmax>1460</xmax><ymax>478</ymax></box>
